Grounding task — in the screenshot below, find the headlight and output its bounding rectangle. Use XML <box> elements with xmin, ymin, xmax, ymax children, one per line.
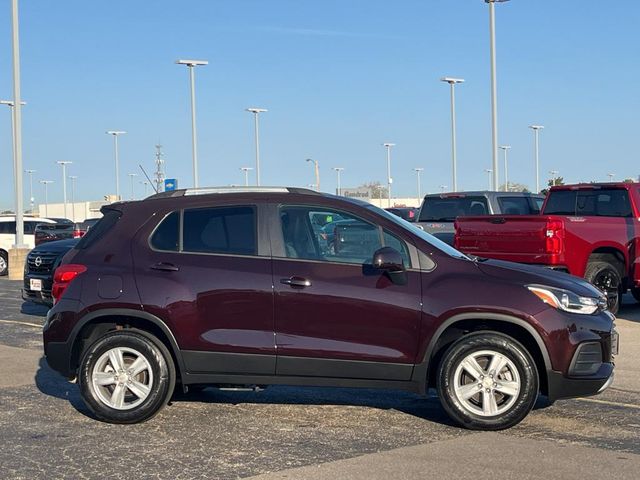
<box><xmin>527</xmin><ymin>285</ymin><xmax>604</xmax><ymax>315</ymax></box>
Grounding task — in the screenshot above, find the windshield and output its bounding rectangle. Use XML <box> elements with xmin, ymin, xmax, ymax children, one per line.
<box><xmin>366</xmin><ymin>204</ymin><xmax>470</xmax><ymax>260</ymax></box>
<box><xmin>418</xmin><ymin>196</ymin><xmax>489</xmax><ymax>222</ymax></box>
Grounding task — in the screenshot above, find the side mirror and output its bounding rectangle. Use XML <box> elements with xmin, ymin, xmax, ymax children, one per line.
<box><xmin>372</xmin><ymin>247</ymin><xmax>405</xmax><ymax>273</ymax></box>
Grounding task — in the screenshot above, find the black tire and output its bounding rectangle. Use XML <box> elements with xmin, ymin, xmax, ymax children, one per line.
<box><xmin>78</xmin><ymin>330</ymin><xmax>176</xmax><ymax>424</ymax></box>
<box><xmin>584</xmin><ymin>260</ymin><xmax>622</xmax><ymax>315</ymax></box>
<box><xmin>0</xmin><ymin>250</ymin><xmax>7</xmax><ymax>276</ymax></box>
<box><xmin>437</xmin><ymin>332</ymin><xmax>539</xmax><ymax>430</ymax></box>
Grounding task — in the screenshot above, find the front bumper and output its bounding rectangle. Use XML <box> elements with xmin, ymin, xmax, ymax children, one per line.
<box><xmin>547</xmin><ymin>362</ymin><xmax>614</xmax><ymax>402</ymax></box>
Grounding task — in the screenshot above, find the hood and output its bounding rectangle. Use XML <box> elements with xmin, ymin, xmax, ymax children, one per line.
<box><xmin>31</xmin><ymin>238</ymin><xmax>79</xmax><ymax>254</ymax></box>
<box><xmin>476</xmin><ymin>258</ymin><xmax>603</xmax><ymax>298</ymax></box>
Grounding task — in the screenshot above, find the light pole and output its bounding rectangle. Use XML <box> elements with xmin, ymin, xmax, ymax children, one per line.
<box><xmin>485</xmin><ymin>0</ymin><xmax>509</xmax><ymax>195</ymax></box>
<box><xmin>414</xmin><ymin>167</ymin><xmax>425</xmax><ymax>200</ymax></box>
<box><xmin>68</xmin><ymin>175</ymin><xmax>77</xmax><ymax>221</ymax></box>
<box><xmin>128</xmin><ymin>173</ymin><xmax>138</xmax><ymax>200</ymax></box>
<box><xmin>246</xmin><ymin>108</ymin><xmax>267</xmax><ymax>186</ymax></box>
<box><xmin>529</xmin><ymin>125</ymin><xmax>544</xmax><ymax>193</ymax></box>
<box><xmin>440</xmin><ymin>185</ymin><xmax>448</xmax><ymax>193</ymax></box>
<box><xmin>1</xmin><ymin>100</ymin><xmax>26</xmax><ymax>214</ymax></box>
<box><xmin>176</xmin><ymin>59</ymin><xmax>208</xmax><ymax>188</ymax></box>
<box><xmin>106</xmin><ymin>130</ymin><xmax>126</xmax><ymax>199</ymax></box>
<box><xmin>548</xmin><ymin>170</ymin><xmax>559</xmax><ymax>187</ymax></box>
<box><xmin>485</xmin><ymin>169</ymin><xmax>493</xmax><ymax>190</ymax></box>
<box><xmin>40</xmin><ymin>180</ymin><xmax>53</xmax><ymax>217</ymax></box>
<box><xmin>306</xmin><ymin>158</ymin><xmax>320</xmax><ymax>191</ymax></box>
<box><xmin>9</xmin><ymin>0</ymin><xmax>26</xmax><ymax>248</ymax></box>
<box><xmin>56</xmin><ymin>161</ymin><xmax>72</xmax><ymax>219</ymax></box>
<box><xmin>240</xmin><ymin>167</ymin><xmax>253</xmax><ymax>187</ymax></box>
<box><xmin>607</xmin><ymin>173</ymin><xmax>615</xmax><ymax>182</ymax></box>
<box><xmin>440</xmin><ymin>77</ymin><xmax>464</xmax><ymax>191</ymax></box>
<box><xmin>382</xmin><ymin>143</ymin><xmax>395</xmax><ymax>207</ymax></box>
<box><xmin>140</xmin><ymin>181</ymin><xmax>149</xmax><ymax>196</ymax></box>
<box><xmin>333</xmin><ymin>167</ymin><xmax>345</xmax><ymax>196</ymax></box>
<box><xmin>499</xmin><ymin>145</ymin><xmax>511</xmax><ymax>191</ymax></box>
<box><xmin>25</xmin><ymin>168</ymin><xmax>35</xmax><ymax>212</ymax></box>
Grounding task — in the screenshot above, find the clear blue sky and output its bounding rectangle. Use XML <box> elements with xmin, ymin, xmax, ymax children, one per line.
<box><xmin>1</xmin><ymin>0</ymin><xmax>639</xmax><ymax>209</ymax></box>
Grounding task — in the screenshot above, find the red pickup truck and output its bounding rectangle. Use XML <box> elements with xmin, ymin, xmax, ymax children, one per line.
<box><xmin>455</xmin><ymin>183</ymin><xmax>640</xmax><ymax>314</ymax></box>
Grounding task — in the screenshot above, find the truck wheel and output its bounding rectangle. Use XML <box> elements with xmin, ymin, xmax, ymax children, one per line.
<box><xmin>78</xmin><ymin>330</ymin><xmax>176</xmax><ymax>424</ymax></box>
<box><xmin>584</xmin><ymin>260</ymin><xmax>622</xmax><ymax>315</ymax></box>
<box><xmin>0</xmin><ymin>251</ymin><xmax>7</xmax><ymax>276</ymax></box>
<box><xmin>437</xmin><ymin>332</ymin><xmax>539</xmax><ymax>430</ymax></box>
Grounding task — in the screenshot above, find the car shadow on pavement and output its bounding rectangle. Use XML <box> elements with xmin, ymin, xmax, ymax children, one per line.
<box><xmin>20</xmin><ymin>301</ymin><xmax>49</xmax><ymax>318</ymax></box>
<box><xmin>34</xmin><ymin>356</ymin><xmax>94</xmax><ymax>418</ymax></box>
<box><xmin>620</xmin><ymin>294</ymin><xmax>640</xmax><ymax>323</ymax></box>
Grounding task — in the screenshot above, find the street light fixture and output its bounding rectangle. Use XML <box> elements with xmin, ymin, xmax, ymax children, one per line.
<box><xmin>240</xmin><ymin>167</ymin><xmax>253</xmax><ymax>187</ymax></box>
<box><xmin>40</xmin><ymin>180</ymin><xmax>53</xmax><ymax>218</ymax></box>
<box><xmin>140</xmin><ymin>180</ymin><xmax>149</xmax><ymax>197</ymax></box>
<box><xmin>607</xmin><ymin>173</ymin><xmax>615</xmax><ymax>182</ymax></box>
<box><xmin>56</xmin><ymin>161</ymin><xmax>72</xmax><ymax>219</ymax></box>
<box><xmin>529</xmin><ymin>125</ymin><xmax>544</xmax><ymax>193</ymax></box>
<box><xmin>306</xmin><ymin>158</ymin><xmax>320</xmax><ymax>191</ymax></box>
<box><xmin>499</xmin><ymin>145</ymin><xmax>511</xmax><ymax>191</ymax></box>
<box><xmin>246</xmin><ymin>108</ymin><xmax>267</xmax><ymax>186</ymax></box>
<box><xmin>440</xmin><ymin>77</ymin><xmax>464</xmax><ymax>191</ymax></box>
<box><xmin>128</xmin><ymin>173</ymin><xmax>138</xmax><ymax>200</ymax></box>
<box><xmin>24</xmin><ymin>168</ymin><xmax>35</xmax><ymax>212</ymax></box>
<box><xmin>484</xmin><ymin>168</ymin><xmax>493</xmax><ymax>190</ymax></box>
<box><xmin>106</xmin><ymin>130</ymin><xmax>126</xmax><ymax>200</ymax></box>
<box><xmin>413</xmin><ymin>167</ymin><xmax>425</xmax><ymax>199</ymax></box>
<box><xmin>382</xmin><ymin>143</ymin><xmax>395</xmax><ymax>207</ymax></box>
<box><xmin>485</xmin><ymin>0</ymin><xmax>510</xmax><ymax>194</ymax></box>
<box><xmin>176</xmin><ymin>59</ymin><xmax>208</xmax><ymax>188</ymax></box>
<box><xmin>548</xmin><ymin>170</ymin><xmax>559</xmax><ymax>187</ymax></box>
<box><xmin>333</xmin><ymin>167</ymin><xmax>345</xmax><ymax>196</ymax></box>
<box><xmin>68</xmin><ymin>175</ymin><xmax>78</xmax><ymax>221</ymax></box>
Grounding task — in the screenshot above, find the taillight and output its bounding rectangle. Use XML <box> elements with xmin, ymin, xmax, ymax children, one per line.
<box><xmin>72</xmin><ymin>229</ymin><xmax>84</xmax><ymax>238</ymax></box>
<box><xmin>52</xmin><ymin>264</ymin><xmax>87</xmax><ymax>303</ymax></box>
<box><xmin>544</xmin><ymin>220</ymin><xmax>564</xmax><ymax>255</ymax></box>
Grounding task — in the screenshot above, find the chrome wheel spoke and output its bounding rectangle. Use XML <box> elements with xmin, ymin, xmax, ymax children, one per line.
<box><xmin>495</xmin><ymin>380</ymin><xmax>519</xmax><ymax>397</ymax></box>
<box><xmin>93</xmin><ymin>372</ymin><xmax>116</xmax><ymax>386</ymax></box>
<box><xmin>110</xmin><ymin>384</ymin><xmax>126</xmax><ymax>409</ymax></box>
<box><xmin>482</xmin><ymin>390</ymin><xmax>499</xmax><ymax>416</ymax></box>
<box><xmin>487</xmin><ymin>353</ymin><xmax>508</xmax><ymax>376</ymax></box>
<box><xmin>460</xmin><ymin>357</ymin><xmax>485</xmax><ymax>380</ymax></box>
<box><xmin>455</xmin><ymin>382</ymin><xmax>480</xmax><ymax>401</ymax></box>
<box><xmin>126</xmin><ymin>380</ymin><xmax>150</xmax><ymax>400</ymax></box>
<box><xmin>129</xmin><ymin>356</ymin><xmax>148</xmax><ymax>376</ymax></box>
<box><xmin>108</xmin><ymin>348</ymin><xmax>125</xmax><ymax>372</ymax></box>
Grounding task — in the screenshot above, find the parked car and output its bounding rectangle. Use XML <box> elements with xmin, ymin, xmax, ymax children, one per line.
<box><xmin>416</xmin><ymin>191</ymin><xmax>544</xmax><ymax>245</ymax></box>
<box><xmin>455</xmin><ymin>183</ymin><xmax>640</xmax><ymax>314</ymax></box>
<box><xmin>44</xmin><ymin>187</ymin><xmax>617</xmax><ymax>429</ymax></box>
<box><xmin>35</xmin><ymin>222</ymin><xmax>86</xmax><ymax>246</ymax></box>
<box><xmin>22</xmin><ymin>238</ymin><xmax>79</xmax><ymax>305</ymax></box>
<box><xmin>385</xmin><ymin>207</ymin><xmax>418</xmax><ymax>222</ymax></box>
<box><xmin>0</xmin><ymin>215</ymin><xmax>56</xmax><ymax>276</ymax></box>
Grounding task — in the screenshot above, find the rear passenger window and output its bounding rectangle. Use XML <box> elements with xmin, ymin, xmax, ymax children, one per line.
<box><xmin>497</xmin><ymin>197</ymin><xmax>532</xmax><ymax>215</ymax></box>
<box><xmin>151</xmin><ymin>212</ymin><xmax>180</xmax><ymax>251</ymax></box>
<box><xmin>183</xmin><ymin>206</ymin><xmax>256</xmax><ymax>255</ymax></box>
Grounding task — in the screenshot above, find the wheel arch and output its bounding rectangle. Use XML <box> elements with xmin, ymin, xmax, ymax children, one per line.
<box><xmin>69</xmin><ymin>309</ymin><xmax>185</xmax><ymax>384</ymax></box>
<box><xmin>412</xmin><ymin>313</ymin><xmax>552</xmax><ymax>396</ymax></box>
<box><xmin>588</xmin><ymin>247</ymin><xmax>627</xmax><ymax>276</ymax></box>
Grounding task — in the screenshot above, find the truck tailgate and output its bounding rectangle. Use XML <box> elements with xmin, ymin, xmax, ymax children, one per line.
<box><xmin>455</xmin><ymin>215</ymin><xmax>556</xmax><ymax>260</ymax></box>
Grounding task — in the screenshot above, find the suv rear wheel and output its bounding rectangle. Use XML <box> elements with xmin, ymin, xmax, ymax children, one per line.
<box><xmin>0</xmin><ymin>250</ymin><xmax>7</xmax><ymax>276</ymax></box>
<box><xmin>78</xmin><ymin>330</ymin><xmax>175</xmax><ymax>424</ymax></box>
<box><xmin>437</xmin><ymin>332</ymin><xmax>538</xmax><ymax>430</ymax></box>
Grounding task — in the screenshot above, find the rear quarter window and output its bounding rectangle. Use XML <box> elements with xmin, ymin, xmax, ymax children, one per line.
<box><xmin>76</xmin><ymin>210</ymin><xmax>122</xmax><ymax>249</ymax></box>
<box><xmin>182</xmin><ymin>206</ymin><xmax>256</xmax><ymax>255</ymax></box>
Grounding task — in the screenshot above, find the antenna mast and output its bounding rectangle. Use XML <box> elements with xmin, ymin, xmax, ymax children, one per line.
<box><xmin>154</xmin><ymin>144</ymin><xmax>166</xmax><ymax>192</ymax></box>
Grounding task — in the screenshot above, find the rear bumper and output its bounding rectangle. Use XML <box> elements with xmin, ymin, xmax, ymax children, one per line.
<box><xmin>22</xmin><ymin>288</ymin><xmax>53</xmax><ymax>306</ymax></box>
<box><xmin>547</xmin><ymin>362</ymin><xmax>614</xmax><ymax>402</ymax></box>
<box><xmin>43</xmin><ymin>339</ymin><xmax>74</xmax><ymax>378</ymax></box>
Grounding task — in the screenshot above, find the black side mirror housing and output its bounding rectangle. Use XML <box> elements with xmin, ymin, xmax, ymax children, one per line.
<box><xmin>372</xmin><ymin>247</ymin><xmax>407</xmax><ymax>284</ymax></box>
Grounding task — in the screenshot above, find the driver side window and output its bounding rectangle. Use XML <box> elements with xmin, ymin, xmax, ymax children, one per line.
<box><xmin>280</xmin><ymin>206</ymin><xmax>409</xmax><ymax>266</ymax></box>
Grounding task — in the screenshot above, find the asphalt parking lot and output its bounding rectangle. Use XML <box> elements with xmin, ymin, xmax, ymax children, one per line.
<box><xmin>1</xmin><ymin>278</ymin><xmax>639</xmax><ymax>479</ymax></box>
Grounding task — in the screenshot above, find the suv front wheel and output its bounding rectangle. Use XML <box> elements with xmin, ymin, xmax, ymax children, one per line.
<box><xmin>78</xmin><ymin>330</ymin><xmax>176</xmax><ymax>424</ymax></box>
<box><xmin>437</xmin><ymin>332</ymin><xmax>538</xmax><ymax>430</ymax></box>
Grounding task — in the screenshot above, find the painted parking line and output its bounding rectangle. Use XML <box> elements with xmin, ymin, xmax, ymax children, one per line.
<box><xmin>574</xmin><ymin>397</ymin><xmax>640</xmax><ymax>410</ymax></box>
<box><xmin>0</xmin><ymin>319</ymin><xmax>42</xmax><ymax>329</ymax></box>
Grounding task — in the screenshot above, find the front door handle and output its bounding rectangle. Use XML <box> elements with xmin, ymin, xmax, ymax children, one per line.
<box><xmin>150</xmin><ymin>262</ymin><xmax>180</xmax><ymax>272</ymax></box>
<box><xmin>280</xmin><ymin>276</ymin><xmax>312</xmax><ymax>288</ymax></box>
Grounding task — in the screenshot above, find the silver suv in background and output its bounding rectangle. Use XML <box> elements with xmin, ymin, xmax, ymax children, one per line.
<box><xmin>416</xmin><ymin>191</ymin><xmax>544</xmax><ymax>245</ymax></box>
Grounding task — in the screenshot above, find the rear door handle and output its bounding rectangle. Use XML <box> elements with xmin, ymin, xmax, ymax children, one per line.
<box><xmin>150</xmin><ymin>262</ymin><xmax>180</xmax><ymax>272</ymax></box>
<box><xmin>280</xmin><ymin>277</ymin><xmax>312</xmax><ymax>288</ymax></box>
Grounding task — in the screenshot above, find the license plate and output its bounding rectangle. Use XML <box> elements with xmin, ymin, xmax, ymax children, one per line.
<box><xmin>611</xmin><ymin>330</ymin><xmax>619</xmax><ymax>356</ymax></box>
<box><xmin>29</xmin><ymin>278</ymin><xmax>42</xmax><ymax>292</ymax></box>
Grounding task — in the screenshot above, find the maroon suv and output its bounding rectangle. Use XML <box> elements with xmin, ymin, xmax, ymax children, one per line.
<box><xmin>43</xmin><ymin>187</ymin><xmax>618</xmax><ymax>429</ymax></box>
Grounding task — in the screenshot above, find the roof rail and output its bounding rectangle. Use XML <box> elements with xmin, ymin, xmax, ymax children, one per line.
<box><xmin>146</xmin><ymin>186</ymin><xmax>320</xmax><ymax>200</ymax></box>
